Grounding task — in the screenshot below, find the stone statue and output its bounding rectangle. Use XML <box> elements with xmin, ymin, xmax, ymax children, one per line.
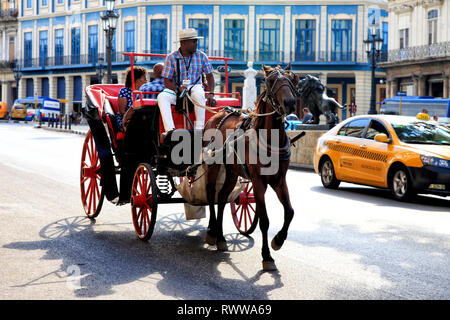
<box><xmin>297</xmin><ymin>75</ymin><xmax>344</xmax><ymax>125</ymax></box>
<box><xmin>243</xmin><ymin>61</ymin><xmax>258</xmax><ymax>110</ymax></box>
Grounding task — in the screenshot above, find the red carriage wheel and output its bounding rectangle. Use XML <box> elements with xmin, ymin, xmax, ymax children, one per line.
<box><xmin>230</xmin><ymin>181</ymin><xmax>258</xmax><ymax>235</ymax></box>
<box><xmin>80</xmin><ymin>130</ymin><xmax>105</xmax><ymax>218</ymax></box>
<box><xmin>131</xmin><ymin>163</ymin><xmax>158</xmax><ymax>241</ymax></box>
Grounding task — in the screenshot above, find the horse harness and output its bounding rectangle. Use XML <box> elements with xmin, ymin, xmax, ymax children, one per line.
<box><xmin>262</xmin><ymin>68</ymin><xmax>298</xmax><ymax>117</ymax></box>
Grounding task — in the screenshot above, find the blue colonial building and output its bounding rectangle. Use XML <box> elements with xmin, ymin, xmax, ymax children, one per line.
<box><xmin>16</xmin><ymin>0</ymin><xmax>388</xmax><ymax>118</ymax></box>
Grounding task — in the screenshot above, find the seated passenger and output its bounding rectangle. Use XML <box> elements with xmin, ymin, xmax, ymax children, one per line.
<box><xmin>157</xmin><ymin>28</ymin><xmax>216</xmax><ymax>133</ymax></box>
<box><xmin>116</xmin><ymin>66</ymin><xmax>147</xmax><ymax>131</ymax></box>
<box><xmin>139</xmin><ymin>63</ymin><xmax>165</xmax><ymax>99</ymax></box>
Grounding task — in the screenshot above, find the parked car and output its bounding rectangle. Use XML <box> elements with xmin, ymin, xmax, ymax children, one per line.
<box><xmin>285</xmin><ymin>114</ymin><xmax>302</xmax><ymax>130</ymax></box>
<box><xmin>314</xmin><ymin>115</ymin><xmax>450</xmax><ymax>200</ymax></box>
<box><xmin>0</xmin><ymin>102</ymin><xmax>7</xmax><ymax>119</ymax></box>
<box><xmin>10</xmin><ymin>103</ymin><xmax>27</xmax><ymax>120</ymax></box>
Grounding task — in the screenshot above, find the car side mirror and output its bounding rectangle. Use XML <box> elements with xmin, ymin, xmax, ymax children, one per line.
<box><xmin>374</xmin><ymin>133</ymin><xmax>390</xmax><ymax>143</ymax></box>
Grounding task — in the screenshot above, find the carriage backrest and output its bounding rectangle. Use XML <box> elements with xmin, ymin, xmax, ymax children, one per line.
<box><xmin>88</xmin><ymin>84</ymin><xmax>123</xmax><ymax>115</ymax></box>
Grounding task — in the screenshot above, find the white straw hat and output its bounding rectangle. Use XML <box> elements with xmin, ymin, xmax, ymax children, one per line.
<box><xmin>175</xmin><ymin>28</ymin><xmax>203</xmax><ymax>43</ymax></box>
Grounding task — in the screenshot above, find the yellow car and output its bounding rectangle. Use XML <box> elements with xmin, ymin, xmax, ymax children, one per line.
<box><xmin>10</xmin><ymin>103</ymin><xmax>27</xmax><ymax>120</ymax></box>
<box><xmin>0</xmin><ymin>102</ymin><xmax>7</xmax><ymax>119</ymax></box>
<box><xmin>314</xmin><ymin>115</ymin><xmax>450</xmax><ymax>200</ymax></box>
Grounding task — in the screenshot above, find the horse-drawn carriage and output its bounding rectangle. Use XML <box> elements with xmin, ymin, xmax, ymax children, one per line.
<box><xmin>81</xmin><ymin>51</ymin><xmax>312</xmax><ymax>270</ymax></box>
<box><xmin>80</xmin><ymin>53</ymin><xmax>258</xmax><ymax>241</ymax></box>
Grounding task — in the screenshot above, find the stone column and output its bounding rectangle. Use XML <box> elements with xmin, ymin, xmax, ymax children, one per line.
<box><xmin>34</xmin><ymin>76</ymin><xmax>41</xmax><ymax>98</ymax></box>
<box><xmin>284</xmin><ymin>6</ymin><xmax>291</xmax><ymax>63</ymax></box>
<box><xmin>81</xmin><ymin>73</ymin><xmax>88</xmax><ymax>108</ymax></box>
<box><xmin>248</xmin><ymin>6</ymin><xmax>255</xmax><ymax>61</ymax></box>
<box><xmin>65</xmin><ymin>75</ymin><xmax>74</xmax><ymax>114</ymax></box>
<box><xmin>391</xmin><ymin>78</ymin><xmax>398</xmax><ymax>97</ymax></box>
<box><xmin>5</xmin><ymin>82</ymin><xmax>13</xmax><ymax>109</ymax></box>
<box><xmin>386</xmin><ymin>80</ymin><xmax>392</xmax><ymax>98</ymax></box>
<box><xmin>318</xmin><ymin>72</ymin><xmax>327</xmax><ymax>86</ymax></box>
<box><xmin>137</xmin><ymin>7</ymin><xmax>146</xmax><ymax>54</ymax></box>
<box><xmin>413</xmin><ymin>76</ymin><xmax>419</xmax><ymax>96</ymax></box>
<box><xmin>443</xmin><ymin>75</ymin><xmax>449</xmax><ymax>98</ymax></box>
<box><xmin>418</xmin><ymin>75</ymin><xmax>427</xmax><ymax>96</ymax></box>
<box><xmin>213</xmin><ymin>6</ymin><xmax>220</xmax><ymax>56</ymax></box>
<box><xmin>49</xmin><ymin>76</ymin><xmax>57</xmax><ymax>101</ymax></box>
<box><xmin>2</xmin><ymin>29</ymin><xmax>7</xmax><ymax>61</ymax></box>
<box><xmin>1</xmin><ymin>82</ymin><xmax>7</xmax><ymax>104</ymax></box>
<box><xmin>354</xmin><ymin>71</ymin><xmax>372</xmax><ymax>115</ymax></box>
<box><xmin>18</xmin><ymin>78</ymin><xmax>26</xmax><ymax>99</ymax></box>
<box><xmin>117</xmin><ymin>72</ymin><xmax>125</xmax><ymax>85</ymax></box>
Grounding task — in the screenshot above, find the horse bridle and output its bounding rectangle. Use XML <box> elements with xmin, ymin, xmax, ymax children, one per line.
<box><xmin>263</xmin><ymin>68</ymin><xmax>297</xmax><ymax>116</ymax></box>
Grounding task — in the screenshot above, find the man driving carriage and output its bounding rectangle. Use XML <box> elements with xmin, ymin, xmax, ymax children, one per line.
<box><xmin>158</xmin><ymin>28</ymin><xmax>216</xmax><ymax>132</ymax></box>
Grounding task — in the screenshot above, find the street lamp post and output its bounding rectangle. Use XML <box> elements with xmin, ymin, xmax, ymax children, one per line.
<box><xmin>364</xmin><ymin>18</ymin><xmax>384</xmax><ymax>115</ymax></box>
<box><xmin>95</xmin><ymin>57</ymin><xmax>106</xmax><ymax>84</ymax></box>
<box><xmin>101</xmin><ymin>0</ymin><xmax>119</xmax><ymax>84</ymax></box>
<box><xmin>13</xmin><ymin>64</ymin><xmax>22</xmax><ymax>101</ymax></box>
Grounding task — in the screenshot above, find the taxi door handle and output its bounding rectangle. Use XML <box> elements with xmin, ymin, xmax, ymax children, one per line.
<box><xmin>336</xmin><ymin>139</ymin><xmax>341</xmax><ymax>144</ymax></box>
<box><xmin>360</xmin><ymin>144</ymin><xmax>368</xmax><ymax>149</ymax></box>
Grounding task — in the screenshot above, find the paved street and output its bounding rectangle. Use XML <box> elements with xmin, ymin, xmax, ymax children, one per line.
<box><xmin>0</xmin><ymin>121</ymin><xmax>449</xmax><ymax>300</ymax></box>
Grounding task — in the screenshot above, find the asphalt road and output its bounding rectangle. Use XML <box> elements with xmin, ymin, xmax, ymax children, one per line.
<box><xmin>0</xmin><ymin>121</ymin><xmax>449</xmax><ymax>300</ymax></box>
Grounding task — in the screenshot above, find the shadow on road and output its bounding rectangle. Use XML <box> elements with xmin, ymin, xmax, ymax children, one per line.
<box><xmin>311</xmin><ymin>185</ymin><xmax>450</xmax><ymax>212</ymax></box>
<box><xmin>3</xmin><ymin>213</ymin><xmax>283</xmax><ymax>299</ymax></box>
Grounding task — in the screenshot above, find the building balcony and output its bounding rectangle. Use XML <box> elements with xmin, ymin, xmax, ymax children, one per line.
<box><xmin>384</xmin><ymin>42</ymin><xmax>450</xmax><ymax>65</ymax></box>
<box><xmin>0</xmin><ymin>60</ymin><xmax>15</xmax><ymax>70</ymax></box>
<box><xmin>0</xmin><ymin>9</ymin><xmax>18</xmax><ymax>21</ymax></box>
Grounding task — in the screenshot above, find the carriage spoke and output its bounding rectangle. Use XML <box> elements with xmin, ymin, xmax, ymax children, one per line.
<box><xmin>246</xmin><ymin>206</ymin><xmax>253</xmax><ymax>225</ymax></box>
<box><xmin>238</xmin><ymin>205</ymin><xmax>244</xmax><ymax>229</ymax></box>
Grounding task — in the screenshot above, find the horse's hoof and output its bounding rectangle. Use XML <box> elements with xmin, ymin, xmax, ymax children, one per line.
<box><xmin>217</xmin><ymin>241</ymin><xmax>228</xmax><ymax>252</ymax></box>
<box><xmin>262</xmin><ymin>261</ymin><xmax>277</xmax><ymax>271</ymax></box>
<box><xmin>271</xmin><ymin>237</ymin><xmax>282</xmax><ymax>251</ymax></box>
<box><xmin>205</xmin><ymin>233</ymin><xmax>217</xmax><ymax>246</ymax></box>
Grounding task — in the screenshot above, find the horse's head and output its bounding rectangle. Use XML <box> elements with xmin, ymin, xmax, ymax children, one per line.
<box><xmin>296</xmin><ymin>75</ymin><xmax>343</xmax><ymax>125</ymax></box>
<box><xmin>262</xmin><ymin>64</ymin><xmax>298</xmax><ymax>116</ymax></box>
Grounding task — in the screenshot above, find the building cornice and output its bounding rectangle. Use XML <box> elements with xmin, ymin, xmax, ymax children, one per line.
<box><xmin>18</xmin><ymin>0</ymin><xmax>388</xmax><ymax>21</ymax></box>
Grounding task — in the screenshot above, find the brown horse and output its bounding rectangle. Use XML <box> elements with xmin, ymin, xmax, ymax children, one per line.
<box><xmin>203</xmin><ymin>64</ymin><xmax>298</xmax><ymax>271</ymax></box>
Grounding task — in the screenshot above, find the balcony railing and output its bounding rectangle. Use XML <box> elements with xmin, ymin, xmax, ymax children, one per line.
<box><xmin>0</xmin><ymin>9</ymin><xmax>18</xmax><ymax>20</ymax></box>
<box><xmin>388</xmin><ymin>42</ymin><xmax>450</xmax><ymax>63</ymax></box>
<box><xmin>0</xmin><ymin>60</ymin><xmax>15</xmax><ymax>69</ymax></box>
<box><xmin>16</xmin><ymin>49</ymin><xmax>388</xmax><ymax>70</ymax></box>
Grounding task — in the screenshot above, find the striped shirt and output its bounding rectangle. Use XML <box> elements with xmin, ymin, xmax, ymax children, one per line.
<box><xmin>162</xmin><ymin>50</ymin><xmax>213</xmax><ymax>86</ymax></box>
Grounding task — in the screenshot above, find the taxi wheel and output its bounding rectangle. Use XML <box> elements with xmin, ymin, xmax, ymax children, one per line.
<box><xmin>390</xmin><ymin>167</ymin><xmax>415</xmax><ymax>201</ymax></box>
<box><xmin>320</xmin><ymin>158</ymin><xmax>340</xmax><ymax>189</ymax></box>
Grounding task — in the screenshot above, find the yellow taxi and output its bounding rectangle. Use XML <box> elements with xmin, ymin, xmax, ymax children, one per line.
<box><xmin>313</xmin><ymin>115</ymin><xmax>450</xmax><ymax>201</ymax></box>
<box><xmin>0</xmin><ymin>102</ymin><xmax>7</xmax><ymax>119</ymax></box>
<box><xmin>10</xmin><ymin>103</ymin><xmax>27</xmax><ymax>120</ymax></box>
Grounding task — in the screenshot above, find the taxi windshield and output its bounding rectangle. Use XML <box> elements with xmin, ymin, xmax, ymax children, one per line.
<box><xmin>391</xmin><ymin>119</ymin><xmax>450</xmax><ymax>145</ymax></box>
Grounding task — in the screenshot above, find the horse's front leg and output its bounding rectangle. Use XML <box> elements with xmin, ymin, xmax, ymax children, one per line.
<box><xmin>215</xmin><ymin>169</ymin><xmax>238</xmax><ymax>251</ymax></box>
<box><xmin>206</xmin><ymin>166</ymin><xmax>218</xmax><ymax>246</ymax></box>
<box><xmin>253</xmin><ymin>180</ymin><xmax>276</xmax><ymax>271</ymax></box>
<box><xmin>271</xmin><ymin>177</ymin><xmax>294</xmax><ymax>251</ymax></box>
